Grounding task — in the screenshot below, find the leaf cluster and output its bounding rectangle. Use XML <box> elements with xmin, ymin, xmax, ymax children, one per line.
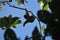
<box><xmin>0</xmin><ymin>15</ymin><xmax>21</xmax><ymax>29</ymax></box>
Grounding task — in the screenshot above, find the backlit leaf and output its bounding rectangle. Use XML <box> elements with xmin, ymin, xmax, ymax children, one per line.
<box><xmin>11</xmin><ymin>19</ymin><xmax>21</xmax><ymax>28</ymax></box>
<box><xmin>16</xmin><ymin>0</ymin><xmax>21</xmax><ymax>6</ymax></box>
<box><xmin>43</xmin><ymin>3</ymin><xmax>49</xmax><ymax>10</ymax></box>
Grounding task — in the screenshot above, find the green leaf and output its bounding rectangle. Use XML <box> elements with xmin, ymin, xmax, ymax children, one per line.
<box><xmin>16</xmin><ymin>0</ymin><xmax>21</xmax><ymax>6</ymax></box>
<box><xmin>42</xmin><ymin>3</ymin><xmax>49</xmax><ymax>10</ymax></box>
<box><xmin>11</xmin><ymin>19</ymin><xmax>21</xmax><ymax>28</ymax></box>
<box><xmin>18</xmin><ymin>1</ymin><xmax>21</xmax><ymax>5</ymax></box>
<box><xmin>41</xmin><ymin>26</ymin><xmax>45</xmax><ymax>32</ymax></box>
<box><xmin>40</xmin><ymin>1</ymin><xmax>44</xmax><ymax>10</ymax></box>
<box><xmin>37</xmin><ymin>0</ymin><xmax>42</xmax><ymax>3</ymax></box>
<box><xmin>0</xmin><ymin>15</ymin><xmax>21</xmax><ymax>29</ymax></box>
<box><xmin>2</xmin><ymin>2</ymin><xmax>6</xmax><ymax>5</ymax></box>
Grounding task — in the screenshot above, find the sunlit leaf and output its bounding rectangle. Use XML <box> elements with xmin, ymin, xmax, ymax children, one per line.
<box><xmin>41</xmin><ymin>26</ymin><xmax>45</xmax><ymax>32</ymax></box>
<box><xmin>11</xmin><ymin>19</ymin><xmax>21</xmax><ymax>28</ymax></box>
<box><xmin>16</xmin><ymin>0</ymin><xmax>21</xmax><ymax>6</ymax></box>
<box><xmin>40</xmin><ymin>1</ymin><xmax>44</xmax><ymax>10</ymax></box>
<box><xmin>42</xmin><ymin>3</ymin><xmax>49</xmax><ymax>10</ymax></box>
<box><xmin>40</xmin><ymin>26</ymin><xmax>45</xmax><ymax>36</ymax></box>
<box><xmin>16</xmin><ymin>0</ymin><xmax>27</xmax><ymax>5</ymax></box>
<box><xmin>18</xmin><ymin>1</ymin><xmax>21</xmax><ymax>5</ymax></box>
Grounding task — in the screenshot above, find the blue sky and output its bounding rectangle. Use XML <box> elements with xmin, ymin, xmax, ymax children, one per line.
<box><xmin>0</xmin><ymin>0</ymin><xmax>52</xmax><ymax>40</ymax></box>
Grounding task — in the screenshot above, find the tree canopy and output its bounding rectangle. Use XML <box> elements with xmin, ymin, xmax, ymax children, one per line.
<box><xmin>0</xmin><ymin>0</ymin><xmax>60</xmax><ymax>40</ymax></box>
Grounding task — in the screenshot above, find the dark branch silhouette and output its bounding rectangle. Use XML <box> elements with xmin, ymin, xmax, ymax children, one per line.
<box><xmin>7</xmin><ymin>2</ymin><xmax>25</xmax><ymax>10</ymax></box>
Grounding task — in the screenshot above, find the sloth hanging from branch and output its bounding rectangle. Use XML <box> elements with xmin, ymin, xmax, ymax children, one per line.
<box><xmin>23</xmin><ymin>9</ymin><xmax>36</xmax><ymax>26</ymax></box>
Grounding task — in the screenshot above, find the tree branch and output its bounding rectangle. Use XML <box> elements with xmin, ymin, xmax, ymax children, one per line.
<box><xmin>7</xmin><ymin>3</ymin><xmax>37</xmax><ymax>18</ymax></box>
<box><xmin>7</xmin><ymin>2</ymin><xmax>41</xmax><ymax>30</ymax></box>
<box><xmin>37</xmin><ymin>18</ymin><xmax>42</xmax><ymax>32</ymax></box>
<box><xmin>7</xmin><ymin>2</ymin><xmax>25</xmax><ymax>10</ymax></box>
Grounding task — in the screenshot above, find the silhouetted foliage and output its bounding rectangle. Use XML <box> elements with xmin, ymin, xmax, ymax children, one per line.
<box><xmin>4</xmin><ymin>28</ymin><xmax>18</xmax><ymax>40</ymax></box>
<box><xmin>37</xmin><ymin>0</ymin><xmax>60</xmax><ymax>40</ymax></box>
<box><xmin>32</xmin><ymin>26</ymin><xmax>41</xmax><ymax>40</ymax></box>
<box><xmin>0</xmin><ymin>0</ymin><xmax>60</xmax><ymax>40</ymax></box>
<box><xmin>0</xmin><ymin>15</ymin><xmax>21</xmax><ymax>29</ymax></box>
<box><xmin>48</xmin><ymin>0</ymin><xmax>60</xmax><ymax>13</ymax></box>
<box><xmin>37</xmin><ymin>10</ymin><xmax>51</xmax><ymax>23</ymax></box>
<box><xmin>24</xmin><ymin>36</ymin><xmax>29</xmax><ymax>40</ymax></box>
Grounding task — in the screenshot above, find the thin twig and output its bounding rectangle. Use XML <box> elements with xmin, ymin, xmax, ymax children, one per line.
<box><xmin>7</xmin><ymin>2</ymin><xmax>36</xmax><ymax>18</ymax></box>
<box><xmin>37</xmin><ymin>18</ymin><xmax>41</xmax><ymax>32</ymax></box>
<box><xmin>7</xmin><ymin>2</ymin><xmax>25</xmax><ymax>10</ymax></box>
